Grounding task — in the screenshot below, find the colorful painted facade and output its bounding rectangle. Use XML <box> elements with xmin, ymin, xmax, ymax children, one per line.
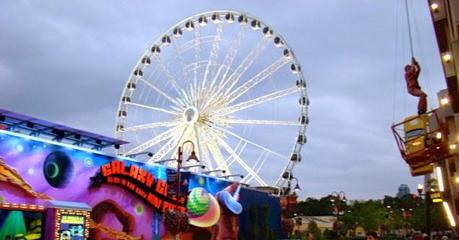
<box><xmin>0</xmin><ymin>129</ymin><xmax>281</xmax><ymax>239</ymax></box>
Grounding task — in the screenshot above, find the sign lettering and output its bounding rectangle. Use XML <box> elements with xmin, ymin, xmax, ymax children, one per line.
<box><xmin>91</xmin><ymin>161</ymin><xmax>186</xmax><ymax>213</ymax></box>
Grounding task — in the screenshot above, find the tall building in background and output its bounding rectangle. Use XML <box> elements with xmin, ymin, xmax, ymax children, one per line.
<box><xmin>427</xmin><ymin>0</ymin><xmax>459</xmax><ymax>229</ymax></box>
<box><xmin>396</xmin><ymin>184</ymin><xmax>411</xmax><ymax>198</ymax></box>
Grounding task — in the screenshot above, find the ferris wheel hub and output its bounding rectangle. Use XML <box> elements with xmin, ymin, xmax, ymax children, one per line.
<box><xmin>183</xmin><ymin>106</ymin><xmax>199</xmax><ymax>124</ymax></box>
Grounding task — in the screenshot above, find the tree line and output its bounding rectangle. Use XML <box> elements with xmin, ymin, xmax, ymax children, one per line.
<box><xmin>293</xmin><ymin>194</ymin><xmax>449</xmax><ymax>239</ymax></box>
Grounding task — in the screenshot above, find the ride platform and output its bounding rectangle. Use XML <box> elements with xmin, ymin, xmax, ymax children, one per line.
<box><xmin>392</xmin><ymin>109</ymin><xmax>452</xmax><ymax>174</ymax></box>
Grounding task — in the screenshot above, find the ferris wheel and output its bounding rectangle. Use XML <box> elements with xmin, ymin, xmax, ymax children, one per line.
<box><xmin>115</xmin><ymin>10</ymin><xmax>309</xmax><ymax>189</ymax></box>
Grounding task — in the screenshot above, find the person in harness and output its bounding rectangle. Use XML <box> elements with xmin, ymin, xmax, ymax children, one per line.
<box><xmin>404</xmin><ymin>57</ymin><xmax>427</xmax><ymax>115</ymax></box>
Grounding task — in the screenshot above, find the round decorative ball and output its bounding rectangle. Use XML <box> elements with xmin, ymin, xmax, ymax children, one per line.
<box><xmin>186</xmin><ymin>187</ymin><xmax>210</xmax><ymax>216</ymax></box>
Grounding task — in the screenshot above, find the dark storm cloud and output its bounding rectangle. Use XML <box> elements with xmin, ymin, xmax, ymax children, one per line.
<box><xmin>0</xmin><ymin>0</ymin><xmax>445</xmax><ymax>199</ymax></box>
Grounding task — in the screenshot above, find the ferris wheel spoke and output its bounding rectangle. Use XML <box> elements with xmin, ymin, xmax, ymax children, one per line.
<box><xmin>201</xmin><ymin>23</ymin><xmax>223</xmax><ymax>92</ymax></box>
<box><xmin>217</xmin><ymin>138</ymin><xmax>267</xmax><ymax>186</ymax></box>
<box><xmin>218</xmin><ymin>119</ymin><xmax>300</xmax><ymax>127</ymax></box>
<box><xmin>124</xmin><ymin>126</ymin><xmax>182</xmax><ymax>155</ymax></box>
<box><xmin>125</xmin><ymin>102</ymin><xmax>180</xmax><ymax>115</ymax></box>
<box><xmin>147</xmin><ymin>124</ymin><xmax>191</xmax><ymax>163</ymax></box>
<box><xmin>180</xmin><ymin>88</ymin><xmax>194</xmax><ymax>107</ymax></box>
<box><xmin>253</xmin><ymin>152</ymin><xmax>268</xmax><ymax>173</ymax></box>
<box><xmin>171</xmin><ymin>39</ymin><xmax>190</xmax><ymax>83</ymax></box>
<box><xmin>164</xmin><ymin>124</ymin><xmax>196</xmax><ymax>166</ymax></box>
<box><xmin>212</xmin><ymin>125</ymin><xmax>287</xmax><ymax>160</ymax></box>
<box><xmin>176</xmin><ymin>36</ymin><xmax>213</xmax><ymax>54</ymax></box>
<box><xmin>139</xmin><ymin>77</ymin><xmax>183</xmax><ymax>108</ymax></box>
<box><xmin>188</xmin><ymin>84</ymin><xmax>197</xmax><ymax>107</ymax></box>
<box><xmin>225</xmin><ymin>57</ymin><xmax>291</xmax><ymax>105</ymax></box>
<box><xmin>147</xmin><ymin>136</ymin><xmax>179</xmax><ymax>164</ymax></box>
<box><xmin>245</xmin><ymin>153</ymin><xmax>269</xmax><ymax>183</ymax></box>
<box><xmin>202</xmin><ymin>30</ymin><xmax>245</xmax><ymax>111</ymax></box>
<box><xmin>205</xmin><ymin>129</ymin><xmax>234</xmax><ymax>173</ymax></box>
<box><xmin>234</xmin><ymin>138</ymin><xmax>248</xmax><ymax>157</ymax></box>
<box><xmin>153</xmin><ymin>56</ymin><xmax>184</xmax><ymax>96</ymax></box>
<box><xmin>212</xmin><ymin>29</ymin><xmax>244</xmax><ymax>90</ymax></box>
<box><xmin>219</xmin><ymin>37</ymin><xmax>270</xmax><ymax>95</ymax></box>
<box><xmin>193</xmin><ymin>125</ymin><xmax>205</xmax><ymax>163</ymax></box>
<box><xmin>193</xmin><ymin>125</ymin><xmax>213</xmax><ymax>170</ymax></box>
<box><xmin>217</xmin><ymin>86</ymin><xmax>297</xmax><ymax>116</ymax></box>
<box><xmin>225</xmin><ymin>140</ymin><xmax>248</xmax><ymax>169</ymax></box>
<box><xmin>193</xmin><ymin>25</ymin><xmax>202</xmax><ymax>100</ymax></box>
<box><xmin>207</xmin><ymin>141</ymin><xmax>231</xmax><ymax>174</ymax></box>
<box><xmin>174</xmin><ymin>124</ymin><xmax>195</xmax><ymax>156</ymax></box>
<box><xmin>193</xmin><ymin>25</ymin><xmax>202</xmax><ymax>61</ymax></box>
<box><xmin>121</xmin><ymin>121</ymin><xmax>179</xmax><ymax>132</ymax></box>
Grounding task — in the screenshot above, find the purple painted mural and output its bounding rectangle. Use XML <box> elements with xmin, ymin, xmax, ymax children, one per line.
<box><xmin>0</xmin><ymin>130</ymin><xmax>244</xmax><ymax>239</ymax></box>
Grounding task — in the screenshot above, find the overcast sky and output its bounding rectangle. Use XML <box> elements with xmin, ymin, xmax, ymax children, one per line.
<box><xmin>0</xmin><ymin>0</ymin><xmax>446</xmax><ymax>200</ymax></box>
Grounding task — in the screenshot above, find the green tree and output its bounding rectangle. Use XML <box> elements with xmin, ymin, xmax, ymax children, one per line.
<box><xmin>322</xmin><ymin>229</ymin><xmax>337</xmax><ymax>240</ymax></box>
<box><xmin>248</xmin><ymin>205</ymin><xmax>258</xmax><ymax>239</ymax></box>
<box><xmin>260</xmin><ymin>204</ymin><xmax>278</xmax><ymax>240</ymax></box>
<box><xmin>297</xmin><ymin>197</ymin><xmax>335</xmax><ymax>216</ymax></box>
<box><xmin>388</xmin><ymin>193</ymin><xmax>449</xmax><ymax>233</ymax></box>
<box><xmin>341</xmin><ymin>200</ymin><xmax>385</xmax><ymax>231</ymax></box>
<box><xmin>431</xmin><ymin>203</ymin><xmax>449</xmax><ymax>230</ymax></box>
<box><xmin>298</xmin><ymin>193</ymin><xmax>452</xmax><ymax>238</ymax></box>
<box><xmin>307</xmin><ymin>220</ymin><xmax>322</xmax><ymax>240</ymax></box>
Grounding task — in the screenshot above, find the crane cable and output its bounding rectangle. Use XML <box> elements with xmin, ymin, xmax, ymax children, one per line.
<box><xmin>392</xmin><ymin>0</ymin><xmax>403</xmax><ymax>123</ymax></box>
<box><xmin>403</xmin><ymin>0</ymin><xmax>434</xmax><ymax>112</ymax></box>
<box><xmin>405</xmin><ymin>0</ymin><xmax>414</xmax><ymax>59</ymax></box>
<box><xmin>410</xmin><ymin>1</ymin><xmax>433</xmax><ymax>109</ymax></box>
